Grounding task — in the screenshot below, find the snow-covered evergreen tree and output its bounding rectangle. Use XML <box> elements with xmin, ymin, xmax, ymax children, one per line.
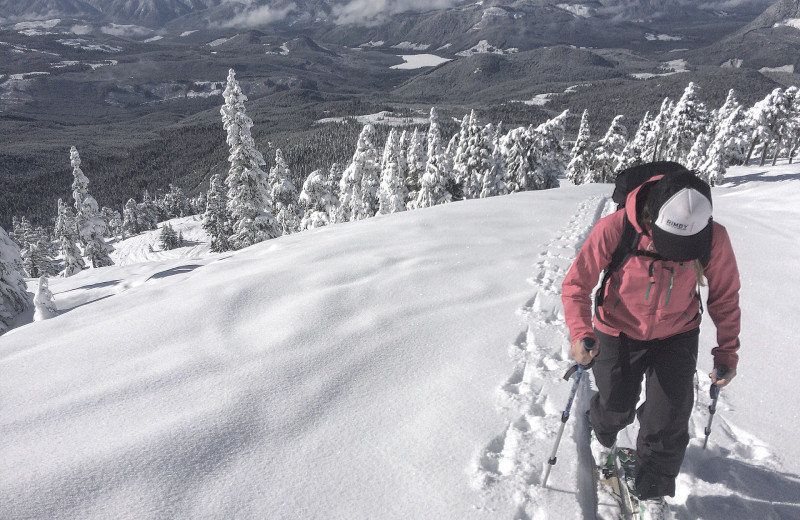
<box><xmin>122</xmin><ymin>199</ymin><xmax>141</xmax><ymax>237</ymax></box>
<box><xmin>139</xmin><ymin>190</ymin><xmax>160</xmax><ymax>230</ymax></box>
<box><xmin>16</xmin><ymin>219</ymin><xmax>58</xmax><ymax>279</ymax></box>
<box><xmin>70</xmin><ymin>146</ymin><xmax>112</xmax><ymax>268</ymax></box>
<box><xmin>451</xmin><ymin>113</ymin><xmax>473</xmax><ymax>201</ymax></box>
<box><xmin>55</xmin><ymin>198</ymin><xmax>85</xmax><ymax>277</ymax></box>
<box><xmin>338</xmin><ymin>123</ymin><xmax>379</xmax><ymax>222</ymax></box>
<box><xmin>781</xmin><ymin>86</ymin><xmax>800</xmax><ymax>164</ymax></box>
<box><xmin>645</xmin><ymin>97</ymin><xmax>673</xmax><ymax>162</ymax></box>
<box><xmin>299</xmin><ymin>168</ymin><xmax>339</xmax><ymax>230</ymax></box>
<box><xmin>502</xmin><ymin>126</ymin><xmax>534</xmax><ymax>191</ymax></box>
<box><xmin>588</xmin><ymin>115</ymin><xmax>627</xmax><ymax>183</ymax></box>
<box><xmin>269</xmin><ymin>149</ymin><xmax>301</xmax><ymax>235</ymax></box>
<box><xmin>662</xmin><ymin>82</ymin><xmax>709</xmax><ymax>163</ymax></box>
<box><xmin>566</xmin><ymin>109</ymin><xmax>593</xmax><ymax>185</ymax></box>
<box><xmin>410</xmin><ymin>107</ymin><xmax>451</xmax><ymax>209</ymax></box>
<box><xmin>529</xmin><ymin>110</ymin><xmax>568</xmax><ymax>190</ymax></box>
<box><xmin>0</xmin><ymin>224</ymin><xmax>29</xmax><ymax>334</ymax></box>
<box><xmin>203</xmin><ymin>173</ymin><xmax>232</xmax><ymax>253</ymax></box>
<box><xmin>159</xmin><ymin>223</ymin><xmax>181</xmax><ymax>250</ymax></box>
<box><xmin>480</xmin><ymin>126</ymin><xmax>508</xmax><ymax>198</ymax></box>
<box><xmin>618</xmin><ymin>111</ymin><xmax>652</xmax><ymax>171</ymax></box>
<box><xmin>33</xmin><ymin>276</ymin><xmax>57</xmax><ymax>321</ymax></box>
<box><xmin>164</xmin><ymin>184</ymin><xmax>191</xmax><ymax>218</ymax></box>
<box><xmin>221</xmin><ymin>68</ymin><xmax>280</xmax><ymax>249</ymax></box>
<box><xmin>378</xmin><ymin>129</ymin><xmax>407</xmax><ymax>214</ymax></box>
<box><xmin>405</xmin><ymin>129</ymin><xmax>425</xmax><ymax>203</ymax></box>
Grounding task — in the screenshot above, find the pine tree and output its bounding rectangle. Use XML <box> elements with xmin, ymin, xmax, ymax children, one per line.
<box><xmin>16</xmin><ymin>219</ymin><xmax>58</xmax><ymax>279</ymax></box>
<box><xmin>405</xmin><ymin>128</ymin><xmax>425</xmax><ymax>203</ymax></box>
<box><xmin>70</xmin><ymin>146</ymin><xmax>113</xmax><ymax>268</ymax></box>
<box><xmin>588</xmin><ymin>115</ymin><xmax>628</xmax><ymax>183</ymax></box>
<box><xmin>480</xmin><ymin>126</ymin><xmax>508</xmax><ymax>198</ymax></box>
<box><xmin>780</xmin><ymin>86</ymin><xmax>800</xmax><ymax>164</ymax></box>
<box><xmin>618</xmin><ymin>111</ymin><xmax>652</xmax><ymax>171</ymax></box>
<box><xmin>221</xmin><ymin>68</ymin><xmax>280</xmax><ymax>249</ymax></box>
<box><xmin>164</xmin><ymin>184</ymin><xmax>191</xmax><ymax>218</ymax></box>
<box><xmin>378</xmin><ymin>129</ymin><xmax>407</xmax><ymax>214</ymax></box>
<box><xmin>55</xmin><ymin>198</ymin><xmax>85</xmax><ymax>277</ymax></box>
<box><xmin>33</xmin><ymin>276</ymin><xmax>57</xmax><ymax>321</ymax></box>
<box><xmin>451</xmin><ymin>113</ymin><xmax>473</xmax><ymax>201</ymax></box>
<box><xmin>338</xmin><ymin>123</ymin><xmax>379</xmax><ymax>222</ymax></box>
<box><xmin>122</xmin><ymin>198</ymin><xmax>141</xmax><ymax>237</ymax></box>
<box><xmin>299</xmin><ymin>168</ymin><xmax>339</xmax><ymax>229</ymax></box>
<box><xmin>663</xmin><ymin>82</ymin><xmax>709</xmax><ymax>163</ymax></box>
<box><xmin>269</xmin><ymin>149</ymin><xmax>301</xmax><ymax>235</ymax></box>
<box><xmin>410</xmin><ymin>107</ymin><xmax>451</xmax><ymax>209</ymax></box>
<box><xmin>566</xmin><ymin>109</ymin><xmax>593</xmax><ymax>185</ymax></box>
<box><xmin>139</xmin><ymin>190</ymin><xmax>160</xmax><ymax>230</ymax></box>
<box><xmin>530</xmin><ymin>110</ymin><xmax>568</xmax><ymax>190</ymax></box>
<box><xmin>159</xmin><ymin>223</ymin><xmax>179</xmax><ymax>250</ymax></box>
<box><xmin>0</xmin><ymin>224</ymin><xmax>30</xmax><ymax>334</ymax></box>
<box><xmin>645</xmin><ymin>97</ymin><xmax>674</xmax><ymax>161</ymax></box>
<box><xmin>202</xmin><ymin>173</ymin><xmax>232</xmax><ymax>253</ymax></box>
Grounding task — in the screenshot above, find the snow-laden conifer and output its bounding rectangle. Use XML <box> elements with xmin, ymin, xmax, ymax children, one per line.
<box><xmin>164</xmin><ymin>184</ymin><xmax>191</xmax><ymax>218</ymax></box>
<box><xmin>529</xmin><ymin>110</ymin><xmax>568</xmax><ymax>190</ymax></box>
<box><xmin>645</xmin><ymin>97</ymin><xmax>673</xmax><ymax>161</ymax></box>
<box><xmin>410</xmin><ymin>107</ymin><xmax>451</xmax><ymax>209</ymax></box>
<box><xmin>663</xmin><ymin>82</ymin><xmax>709</xmax><ymax>164</ymax></box>
<box><xmin>0</xmin><ymin>224</ymin><xmax>29</xmax><ymax>334</ymax></box>
<box><xmin>338</xmin><ymin>123</ymin><xmax>379</xmax><ymax>222</ymax></box>
<box><xmin>159</xmin><ymin>223</ymin><xmax>181</xmax><ymax>250</ymax></box>
<box><xmin>269</xmin><ymin>149</ymin><xmax>301</xmax><ymax>235</ymax></box>
<box><xmin>502</xmin><ymin>126</ymin><xmax>534</xmax><ymax>191</ymax></box>
<box><xmin>480</xmin><ymin>125</ymin><xmax>508</xmax><ymax>198</ymax></box>
<box><xmin>55</xmin><ymin>198</ymin><xmax>85</xmax><ymax>277</ymax></box>
<box><xmin>202</xmin><ymin>173</ymin><xmax>232</xmax><ymax>253</ymax></box>
<box><xmin>378</xmin><ymin>129</ymin><xmax>407</xmax><ymax>214</ymax></box>
<box><xmin>221</xmin><ymin>69</ymin><xmax>280</xmax><ymax>249</ymax></box>
<box><xmin>33</xmin><ymin>276</ymin><xmax>57</xmax><ymax>321</ymax></box>
<box><xmin>70</xmin><ymin>146</ymin><xmax>113</xmax><ymax>268</ymax></box>
<box><xmin>618</xmin><ymin>111</ymin><xmax>652</xmax><ymax>171</ymax></box>
<box><xmin>588</xmin><ymin>115</ymin><xmax>627</xmax><ymax>183</ymax></box>
<box><xmin>451</xmin><ymin>113</ymin><xmax>473</xmax><ymax>201</ymax></box>
<box><xmin>780</xmin><ymin>86</ymin><xmax>800</xmax><ymax>164</ymax></box>
<box><xmin>566</xmin><ymin>109</ymin><xmax>593</xmax><ymax>185</ymax></box>
<box><xmin>15</xmin><ymin>218</ymin><xmax>58</xmax><ymax>278</ymax></box>
<box><xmin>405</xmin><ymin>128</ymin><xmax>424</xmax><ymax>202</ymax></box>
<box><xmin>299</xmin><ymin>168</ymin><xmax>339</xmax><ymax>229</ymax></box>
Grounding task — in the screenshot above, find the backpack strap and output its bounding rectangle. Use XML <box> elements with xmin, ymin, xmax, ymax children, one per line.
<box><xmin>594</xmin><ymin>213</ymin><xmax>641</xmax><ymax>309</ymax></box>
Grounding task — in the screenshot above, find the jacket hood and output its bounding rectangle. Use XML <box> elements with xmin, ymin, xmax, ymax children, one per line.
<box><xmin>624</xmin><ymin>174</ymin><xmax>665</xmax><ymax>234</ymax></box>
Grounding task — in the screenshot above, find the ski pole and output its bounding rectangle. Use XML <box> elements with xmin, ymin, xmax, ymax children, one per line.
<box><xmin>542</xmin><ymin>339</ymin><xmax>595</xmax><ymax>487</ymax></box>
<box><xmin>703</xmin><ymin>365</ymin><xmax>729</xmax><ymax>450</ymax></box>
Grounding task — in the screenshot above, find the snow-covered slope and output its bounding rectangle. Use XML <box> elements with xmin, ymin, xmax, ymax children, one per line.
<box><xmin>2</xmin><ymin>162</ymin><xmax>799</xmax><ymax>519</ymax></box>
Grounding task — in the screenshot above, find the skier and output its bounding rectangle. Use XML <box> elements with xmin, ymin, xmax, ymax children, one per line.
<box><xmin>561</xmin><ymin>164</ymin><xmax>741</xmax><ymax>518</ymax></box>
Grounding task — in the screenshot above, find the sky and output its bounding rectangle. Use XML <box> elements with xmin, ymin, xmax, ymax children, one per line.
<box><xmin>1</xmin><ymin>160</ymin><xmax>799</xmax><ymax>519</ymax></box>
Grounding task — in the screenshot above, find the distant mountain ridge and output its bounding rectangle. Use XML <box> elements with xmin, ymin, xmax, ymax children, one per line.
<box><xmin>0</xmin><ymin>0</ymin><xmax>776</xmax><ymax>29</ymax></box>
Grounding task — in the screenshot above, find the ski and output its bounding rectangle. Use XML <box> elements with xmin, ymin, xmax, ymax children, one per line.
<box><xmin>592</xmin><ymin>446</ymin><xmax>640</xmax><ymax>520</ymax></box>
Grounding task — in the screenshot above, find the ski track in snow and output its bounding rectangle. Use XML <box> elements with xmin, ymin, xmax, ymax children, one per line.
<box><xmin>471</xmin><ymin>194</ymin><xmax>800</xmax><ymax>520</ymax></box>
<box><xmin>471</xmin><ymin>195</ymin><xmax>610</xmax><ymax>519</ymax></box>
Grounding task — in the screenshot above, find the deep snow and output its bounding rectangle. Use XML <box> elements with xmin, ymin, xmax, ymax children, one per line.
<box><xmin>1</xmin><ymin>162</ymin><xmax>799</xmax><ymax>519</ymax></box>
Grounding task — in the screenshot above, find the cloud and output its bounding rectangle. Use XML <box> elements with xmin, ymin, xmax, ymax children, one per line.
<box><xmin>331</xmin><ymin>0</ymin><xmax>465</xmax><ymax>26</ymax></box>
<box><xmin>221</xmin><ymin>2</ymin><xmax>298</xmax><ymax>28</ymax></box>
<box><xmin>101</xmin><ymin>24</ymin><xmax>153</xmax><ymax>38</ymax></box>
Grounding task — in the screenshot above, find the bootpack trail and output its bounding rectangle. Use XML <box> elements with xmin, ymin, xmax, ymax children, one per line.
<box><xmin>471</xmin><ymin>195</ymin><xmax>798</xmax><ymax>520</ymax></box>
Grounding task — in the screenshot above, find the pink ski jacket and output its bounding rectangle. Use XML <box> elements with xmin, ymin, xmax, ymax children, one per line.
<box><xmin>561</xmin><ymin>180</ymin><xmax>741</xmax><ymax>369</ymax></box>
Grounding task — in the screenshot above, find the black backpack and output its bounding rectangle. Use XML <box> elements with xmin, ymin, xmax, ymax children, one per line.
<box><xmin>595</xmin><ymin>162</ymin><xmax>712</xmax><ymax>310</ymax></box>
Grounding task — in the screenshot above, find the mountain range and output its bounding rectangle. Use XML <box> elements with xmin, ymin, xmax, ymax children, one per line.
<box><xmin>0</xmin><ymin>0</ymin><xmax>798</xmax><ymax>228</ymax></box>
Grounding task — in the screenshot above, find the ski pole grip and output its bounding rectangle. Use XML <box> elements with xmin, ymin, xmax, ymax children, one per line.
<box><xmin>715</xmin><ymin>365</ymin><xmax>729</xmax><ymax>379</ymax></box>
<box><xmin>582</xmin><ymin>338</ymin><xmax>597</xmax><ymax>351</ymax></box>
